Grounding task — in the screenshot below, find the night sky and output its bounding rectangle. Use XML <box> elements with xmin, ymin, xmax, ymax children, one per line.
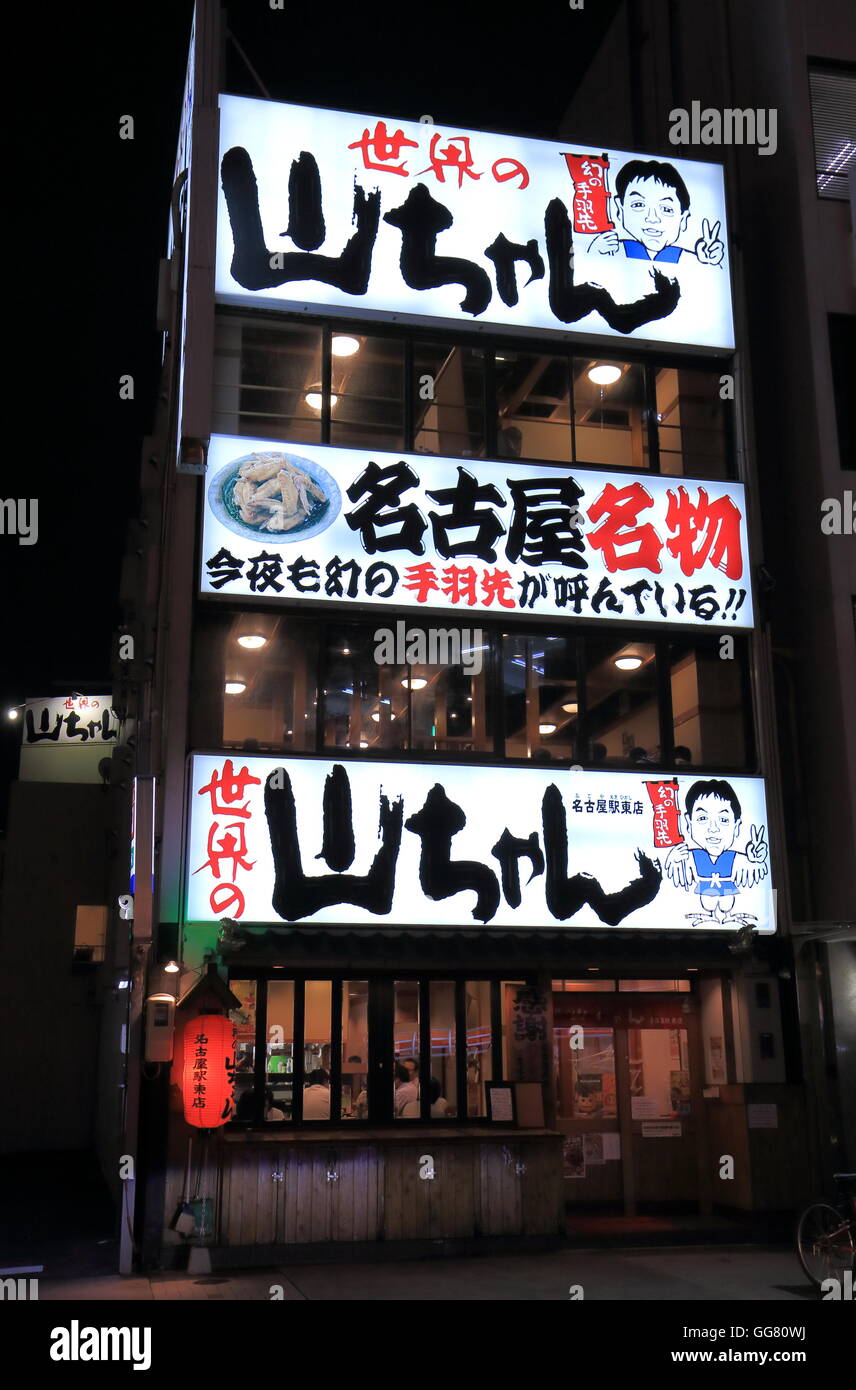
<box><xmin>0</xmin><ymin>0</ymin><xmax>620</xmax><ymax>826</ymax></box>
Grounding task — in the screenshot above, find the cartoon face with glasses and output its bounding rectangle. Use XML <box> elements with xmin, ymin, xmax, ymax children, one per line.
<box><xmin>588</xmin><ymin>158</ymin><xmax>724</xmax><ymax>267</ymax></box>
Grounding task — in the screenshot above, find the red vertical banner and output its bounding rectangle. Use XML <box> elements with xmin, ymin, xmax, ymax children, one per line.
<box><xmin>645</xmin><ymin>779</ymin><xmax>684</xmax><ymax>848</ymax></box>
<box><xmin>562</xmin><ymin>153</ymin><xmax>613</xmax><ymax>233</ymax></box>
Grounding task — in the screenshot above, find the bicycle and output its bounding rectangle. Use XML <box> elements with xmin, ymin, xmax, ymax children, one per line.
<box><xmin>796</xmin><ymin>1172</ymin><xmax>856</xmax><ymax>1288</ymax></box>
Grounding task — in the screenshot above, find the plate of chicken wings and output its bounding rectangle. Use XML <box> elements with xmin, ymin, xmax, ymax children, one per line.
<box><xmin>208</xmin><ymin>450</ymin><xmax>341</xmax><ymax>543</ymax></box>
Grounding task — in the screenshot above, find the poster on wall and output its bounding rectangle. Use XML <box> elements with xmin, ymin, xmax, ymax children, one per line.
<box><xmin>185</xmin><ymin>754</ymin><xmax>775</xmax><ymax>933</ymax></box>
<box><xmin>216</xmin><ymin>95</ymin><xmax>734</xmax><ymax>351</ymax></box>
<box><xmin>200</xmin><ymin>434</ymin><xmax>753</xmax><ymax>629</ymax></box>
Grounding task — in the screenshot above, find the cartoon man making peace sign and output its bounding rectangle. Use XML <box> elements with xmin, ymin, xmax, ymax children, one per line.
<box><xmin>588</xmin><ymin>159</ymin><xmax>725</xmax><ymax>267</ymax></box>
<box><xmin>664</xmin><ymin>779</ymin><xmax>768</xmax><ymax>926</ymax></box>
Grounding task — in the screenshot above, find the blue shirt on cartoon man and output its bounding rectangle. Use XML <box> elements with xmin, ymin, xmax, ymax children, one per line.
<box><xmin>664</xmin><ymin>779</ymin><xmax>768</xmax><ymax>926</ymax></box>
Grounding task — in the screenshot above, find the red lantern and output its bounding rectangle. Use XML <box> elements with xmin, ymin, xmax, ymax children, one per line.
<box><xmin>182</xmin><ymin>1013</ymin><xmax>235</xmax><ymax>1129</ymax></box>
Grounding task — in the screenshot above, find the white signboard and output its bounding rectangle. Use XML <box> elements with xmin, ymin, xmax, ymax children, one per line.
<box><xmin>186</xmin><ymin>756</ymin><xmax>774</xmax><ymax>932</ymax></box>
<box><xmin>23</xmin><ymin>696</ymin><xmax>119</xmax><ymax>747</ymax></box>
<box><xmin>641</xmin><ymin>1121</ymin><xmax>682</xmax><ymax>1137</ymax></box>
<box><xmin>200</xmin><ymin>434</ymin><xmax>753</xmax><ymax>629</ymax></box>
<box><xmin>216</xmin><ymin>95</ymin><xmax>734</xmax><ymax>351</ymax></box>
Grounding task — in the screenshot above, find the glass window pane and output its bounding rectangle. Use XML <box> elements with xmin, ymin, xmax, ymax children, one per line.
<box><xmin>413</xmin><ymin>343</ymin><xmax>485</xmax><ymax>459</ymax></box>
<box><xmin>193</xmin><ymin>613</ymin><xmax>318</xmax><ymax>753</ymax></box>
<box><xmin>465</xmin><ymin>981</ymin><xmax>493</xmax><ymax>1117</ymax></box>
<box><xmin>494</xmin><ymin>351</ymin><xmax>572</xmax><ymax>463</ymax></box>
<box><xmin>213</xmin><ymin>317</ymin><xmax>323</xmax><ymax>443</ymax></box>
<box><xmin>670</xmin><ymin>640</ymin><xmax>747</xmax><ymax>768</ymax></box>
<box><xmin>584</xmin><ymin>636</ymin><xmax>658</xmax><ymax>767</ymax></box>
<box><xmin>618</xmin><ymin>979</ymin><xmax>691</xmax><ymax>992</ymax></box>
<box><xmin>656</xmin><ymin>368</ymin><xmax>729</xmax><ymax>479</ymax></box>
<box><xmin>394</xmin><ymin>982</ymin><xmax>421</xmax><ymax>1119</ymax></box>
<box><xmin>265</xmin><ymin>980</ymin><xmax>294</xmax><ymax>1123</ymax></box>
<box><xmin>230</xmin><ymin>980</ymin><xmax>258</xmax><ymax>1122</ymax></box>
<box><xmin>503</xmin><ymin>634</ymin><xmax>578</xmax><ymax>760</ymax></box>
<box><xmin>630</xmin><ymin>1028</ymin><xmax>691</xmax><ymax>1118</ymax></box>
<box><xmin>323</xmin><ymin>623</ymin><xmax>493</xmax><ymax>755</ymax></box>
<box><xmin>552</xmin><ymin>979</ymin><xmax>616</xmax><ymax>992</ymax></box>
<box><xmin>302</xmin><ymin>981</ymin><xmax>332</xmax><ymax>1118</ymax></box>
<box><xmin>573</xmin><ymin>360</ymin><xmax>649</xmax><ymax>469</ymax></box>
<box><xmin>331</xmin><ymin>334</ymin><xmax>404</xmax><ymax>451</ymax></box>
<box><xmin>430</xmin><ymin>982</ymin><xmax>457</xmax><ymax>1118</ymax></box>
<box><xmin>554</xmin><ymin>1025</ymin><xmax>616</xmax><ymax>1120</ymax></box>
<box><xmin>342</xmin><ymin>981</ymin><xmax>369</xmax><ymax>1120</ymax></box>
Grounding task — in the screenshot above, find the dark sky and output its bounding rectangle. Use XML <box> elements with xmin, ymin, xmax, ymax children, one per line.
<box><xmin>0</xmin><ymin>0</ymin><xmax>620</xmax><ymax>825</ymax></box>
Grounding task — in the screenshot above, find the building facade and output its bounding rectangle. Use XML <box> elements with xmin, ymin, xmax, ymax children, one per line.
<box><xmin>110</xmin><ymin>1</ymin><xmax>853</xmax><ymax>1270</ymax></box>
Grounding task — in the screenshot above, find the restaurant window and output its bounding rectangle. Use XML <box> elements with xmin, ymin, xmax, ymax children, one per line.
<box><xmin>430</xmin><ymin>982</ymin><xmax>458</xmax><ymax>1119</ymax></box>
<box><xmin>494</xmin><ymin>350</ymin><xmax>572</xmax><ymax>463</ymax></box>
<box><xmin>583</xmin><ymin>636</ymin><xmax>659</xmax><ymax>767</ymax></box>
<box><xmin>264</xmin><ymin>979</ymin><xmax>294</xmax><ymax>1123</ymax></box>
<box><xmin>573</xmin><ymin>358</ymin><xmax>649</xmax><ymax>470</ymax></box>
<box><xmin>502</xmin><ymin>633</ymin><xmax>578</xmax><ymax>761</ymax></box>
<box><xmin>394</xmin><ymin>981</ymin><xmax>421</xmax><ymax>1119</ymax></box>
<box><xmin>322</xmin><ymin>622</ymin><xmax>493</xmax><ymax>755</ymax></box>
<box><xmin>191</xmin><ymin>611</ymin><xmax>318</xmax><ymax>753</ymax></box>
<box><xmin>555</xmin><ymin>1023</ymin><xmax>617</xmax><ymax>1121</ymax></box>
<box><xmin>342</xmin><ymin>981</ymin><xmax>369</xmax><ymax>1120</ymax></box>
<box><xmin>618</xmin><ymin>979</ymin><xmax>691</xmax><ymax>992</ymax></box>
<box><xmin>231</xmin><ymin>977</ymin><xmax>502</xmax><ymax>1126</ymax></box>
<box><xmin>213</xmin><ymin>317</ymin><xmax>324</xmax><ymax>443</ymax></box>
<box><xmin>655</xmin><ymin>367</ymin><xmax>729</xmax><ymax>479</ymax></box>
<box><xmin>669</xmin><ymin>637</ymin><xmax>749</xmax><ymax>769</ymax></box>
<box><xmin>413</xmin><ymin>342</ymin><xmax>486</xmax><ymax>459</ymax></box>
<box><xmin>330</xmin><ymin>333</ymin><xmax>405</xmax><ymax>452</ymax></box>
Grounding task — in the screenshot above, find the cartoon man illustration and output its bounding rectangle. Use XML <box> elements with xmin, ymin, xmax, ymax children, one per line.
<box><xmin>588</xmin><ymin>158</ymin><xmax>724</xmax><ymax>266</ymax></box>
<box><xmin>664</xmin><ymin>779</ymin><xmax>767</xmax><ymax>925</ymax></box>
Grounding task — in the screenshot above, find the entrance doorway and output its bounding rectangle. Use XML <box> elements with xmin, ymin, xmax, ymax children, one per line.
<box><xmin>553</xmin><ymin>985</ymin><xmax>709</xmax><ymax>1214</ymax></box>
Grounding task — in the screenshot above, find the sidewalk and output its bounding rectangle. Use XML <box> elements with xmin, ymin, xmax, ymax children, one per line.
<box><xmin>34</xmin><ymin>1244</ymin><xmax>815</xmax><ymax>1302</ymax></box>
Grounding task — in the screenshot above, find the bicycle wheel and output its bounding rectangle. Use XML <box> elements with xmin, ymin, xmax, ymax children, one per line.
<box><xmin>796</xmin><ymin>1202</ymin><xmax>855</xmax><ymax>1287</ymax></box>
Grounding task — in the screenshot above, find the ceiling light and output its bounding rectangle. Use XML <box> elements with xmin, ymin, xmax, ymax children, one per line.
<box><xmin>359</xmin><ymin>741</ymin><xmax>369</xmax><ymax>748</ymax></box>
<box><xmin>237</xmin><ymin>633</ymin><xmax>267</xmax><ymax>649</ymax></box>
<box><xmin>539</xmin><ymin>723</ymin><xmax>557</xmax><ymax>735</ymax></box>
<box><xmin>331</xmin><ymin>334</ymin><xmax>360</xmax><ymax>357</ymax></box>
<box><xmin>614</xmin><ymin>656</ymin><xmax>643</xmax><ymax>671</ymax></box>
<box><xmin>341</xmin><ymin>648</ymin><xmax>351</xmax><ymax>656</ymax></box>
<box><xmin>370</xmin><ymin>711</ymin><xmax>395</xmax><ymax>722</ymax></box>
<box><xmin>163</xmin><ymin>960</ymin><xmax>180</xmax><ymax>974</ymax></box>
<box><xmin>401</xmin><ymin>677</ymin><xmax>428</xmax><ymax>690</ymax></box>
<box><xmin>225</xmin><ymin>681</ymin><xmax>246</xmax><ymax>695</ymax></box>
<box><xmin>587</xmin><ymin>363</ymin><xmax>622</xmax><ymax>386</ymax></box>
<box><xmin>562</xmin><ymin>701</ymin><xmax>578</xmax><ymax>714</ymax></box>
<box><xmin>305</xmin><ymin>386</ymin><xmax>339</xmax><ymax>410</ymax></box>
<box><xmin>6</xmin><ymin>708</ymin><xmax>19</xmax><ymax>720</ymax></box>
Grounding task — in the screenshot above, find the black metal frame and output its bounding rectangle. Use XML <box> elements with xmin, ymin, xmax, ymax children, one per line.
<box><xmin>227</xmin><ymin>971</ymin><xmax>514</xmax><ymax>1130</ymax></box>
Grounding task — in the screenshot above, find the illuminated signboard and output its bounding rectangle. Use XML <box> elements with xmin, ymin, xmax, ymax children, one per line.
<box><xmin>23</xmin><ymin>696</ymin><xmax>119</xmax><ymax>746</ymax></box>
<box><xmin>186</xmin><ymin>755</ymin><xmax>774</xmax><ymax>932</ymax></box>
<box><xmin>216</xmin><ymin>95</ymin><xmax>734</xmax><ymax>351</ymax></box>
<box><xmin>200</xmin><ymin>434</ymin><xmax>753</xmax><ymax>628</ymax></box>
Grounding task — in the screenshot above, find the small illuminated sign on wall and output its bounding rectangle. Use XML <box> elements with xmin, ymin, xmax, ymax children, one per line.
<box><xmin>216</xmin><ymin>95</ymin><xmax>735</xmax><ymax>351</ymax></box>
<box><xmin>185</xmin><ymin>755</ymin><xmax>775</xmax><ymax>933</ymax></box>
<box><xmin>23</xmin><ymin>696</ymin><xmax>119</xmax><ymax>746</ymax></box>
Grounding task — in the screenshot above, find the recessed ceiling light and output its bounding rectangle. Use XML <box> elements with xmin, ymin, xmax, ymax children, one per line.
<box><xmin>225</xmin><ymin>681</ymin><xmax>246</xmax><ymax>695</ymax></box>
<box><xmin>341</xmin><ymin>648</ymin><xmax>351</xmax><ymax>655</ymax></box>
<box><xmin>614</xmin><ymin>656</ymin><xmax>643</xmax><ymax>671</ymax></box>
<box><xmin>331</xmin><ymin>334</ymin><xmax>361</xmax><ymax>357</ymax></box>
<box><xmin>562</xmin><ymin>701</ymin><xmax>579</xmax><ymax>714</ymax></box>
<box><xmin>539</xmin><ymin>722</ymin><xmax>557</xmax><ymax>735</ymax></box>
<box><xmin>401</xmin><ymin>676</ymin><xmax>428</xmax><ymax>690</ymax></box>
<box><xmin>237</xmin><ymin>633</ymin><xmax>267</xmax><ymax>649</ymax></box>
<box><xmin>359</xmin><ymin>741</ymin><xmax>369</xmax><ymax>748</ymax></box>
<box><xmin>588</xmin><ymin>363</ymin><xmax>622</xmax><ymax>386</ymax></box>
<box><xmin>305</xmin><ymin>386</ymin><xmax>339</xmax><ymax>410</ymax></box>
<box><xmin>370</xmin><ymin>711</ymin><xmax>395</xmax><ymax>722</ymax></box>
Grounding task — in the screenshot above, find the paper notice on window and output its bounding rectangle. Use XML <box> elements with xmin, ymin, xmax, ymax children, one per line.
<box><xmin>747</xmin><ymin>1103</ymin><xmax>778</xmax><ymax>1129</ymax></box>
<box><xmin>583</xmin><ymin>1133</ymin><xmax>604</xmax><ymax>1165</ymax></box>
<box><xmin>631</xmin><ymin>1096</ymin><xmax>660</xmax><ymax>1119</ymax></box>
<box><xmin>602</xmin><ymin>1132</ymin><xmax>621</xmax><ymax>1161</ymax></box>
<box><xmin>489</xmin><ymin>1086</ymin><xmax>514</xmax><ymax>1122</ymax></box>
<box><xmin>641</xmin><ymin>1121</ymin><xmax>682</xmax><ymax>1138</ymax></box>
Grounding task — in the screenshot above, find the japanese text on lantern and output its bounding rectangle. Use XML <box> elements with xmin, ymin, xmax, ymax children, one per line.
<box><xmin>193</xmin><ymin>758</ymin><xmax>262</xmax><ymax>919</ymax></box>
<box><xmin>191</xmin><ymin>1030</ymin><xmax>209</xmax><ymax>1111</ymax></box>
